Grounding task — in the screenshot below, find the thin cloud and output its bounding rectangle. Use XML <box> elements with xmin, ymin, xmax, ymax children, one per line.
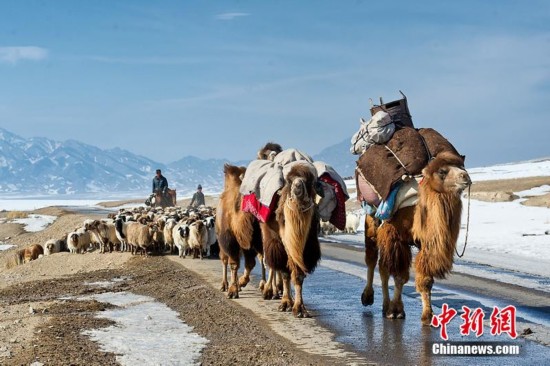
<box><xmin>0</xmin><ymin>46</ymin><xmax>48</xmax><ymax>64</ymax></box>
<box><xmin>87</xmin><ymin>55</ymin><xmax>202</xmax><ymax>65</ymax></box>
<box><xmin>215</xmin><ymin>12</ymin><xmax>250</xmax><ymax>20</ymax></box>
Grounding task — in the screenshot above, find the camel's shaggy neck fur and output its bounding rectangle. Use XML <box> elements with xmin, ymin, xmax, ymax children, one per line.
<box><xmin>412</xmin><ymin>153</ymin><xmax>466</xmax><ymax>279</ymax></box>
<box><xmin>276</xmin><ymin>165</ymin><xmax>318</xmax><ymax>274</ymax></box>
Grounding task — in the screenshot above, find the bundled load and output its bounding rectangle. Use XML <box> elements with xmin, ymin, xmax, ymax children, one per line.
<box><xmin>350</xmin><ymin>92</ymin><xmax>463</xmax><ymax>219</ymax></box>
<box><xmin>240</xmin><ymin>148</ymin><xmax>349</xmax><ymax>230</ymax></box>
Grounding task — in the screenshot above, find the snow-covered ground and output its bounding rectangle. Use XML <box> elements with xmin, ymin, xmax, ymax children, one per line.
<box><xmin>0</xmin><ymin>244</ymin><xmax>15</xmax><ymax>251</ymax></box>
<box><xmin>12</xmin><ymin>214</ymin><xmax>57</xmax><ymax>232</ymax></box>
<box><xmin>468</xmin><ymin>158</ymin><xmax>550</xmax><ymax>181</ymax></box>
<box><xmin>78</xmin><ymin>291</ymin><xmax>209</xmax><ymax>366</ymax></box>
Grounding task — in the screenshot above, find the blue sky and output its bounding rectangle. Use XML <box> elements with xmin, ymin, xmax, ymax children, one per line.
<box><xmin>0</xmin><ymin>0</ymin><xmax>549</xmax><ymax>167</ymax></box>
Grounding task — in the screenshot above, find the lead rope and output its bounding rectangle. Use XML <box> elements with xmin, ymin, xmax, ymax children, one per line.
<box><xmin>455</xmin><ymin>185</ymin><xmax>471</xmax><ymax>258</ymax></box>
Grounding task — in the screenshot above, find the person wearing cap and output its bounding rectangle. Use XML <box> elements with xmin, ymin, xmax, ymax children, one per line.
<box><xmin>152</xmin><ymin>169</ymin><xmax>168</xmax><ymax>196</ymax></box>
<box><xmin>190</xmin><ymin>184</ymin><xmax>205</xmax><ymax>207</ymax></box>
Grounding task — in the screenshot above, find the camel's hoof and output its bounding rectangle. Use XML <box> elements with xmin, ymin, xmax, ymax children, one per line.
<box><xmin>278</xmin><ymin>299</ymin><xmax>294</xmax><ymax>312</ymax></box>
<box><xmin>258</xmin><ymin>280</ymin><xmax>266</xmax><ymax>291</ymax></box>
<box><xmin>227</xmin><ymin>285</ymin><xmax>239</xmax><ymax>299</ymax></box>
<box><xmin>220</xmin><ymin>281</ymin><xmax>228</xmax><ymax>292</ymax></box>
<box><xmin>396</xmin><ymin>312</ymin><xmax>406</xmax><ymax>319</ymax></box>
<box><xmin>271</xmin><ymin>293</ymin><xmax>281</xmax><ymax>300</ymax></box>
<box><xmin>293</xmin><ymin>305</ymin><xmax>311</xmax><ymax>318</ymax></box>
<box><xmin>422</xmin><ymin>311</ymin><xmax>433</xmax><ymax>326</ymax></box>
<box><xmin>238</xmin><ymin>276</ymin><xmax>250</xmax><ymax>289</ymax></box>
<box><xmin>262</xmin><ymin>287</ymin><xmax>273</xmax><ymax>300</ymax></box>
<box><xmin>361</xmin><ymin>288</ymin><xmax>374</xmax><ymax>306</ymax></box>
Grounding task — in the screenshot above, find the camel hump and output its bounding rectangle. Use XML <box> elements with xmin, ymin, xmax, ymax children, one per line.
<box><xmin>223</xmin><ymin>164</ymin><xmax>246</xmax><ymax>177</ymax></box>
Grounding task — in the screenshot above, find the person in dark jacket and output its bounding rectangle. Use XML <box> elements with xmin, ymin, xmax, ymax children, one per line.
<box><xmin>152</xmin><ymin>169</ymin><xmax>168</xmax><ymax>195</ymax></box>
<box><xmin>190</xmin><ymin>184</ymin><xmax>205</xmax><ymax>207</ymax></box>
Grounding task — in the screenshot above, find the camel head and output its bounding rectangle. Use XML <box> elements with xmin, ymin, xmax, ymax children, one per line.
<box><xmin>285</xmin><ymin>164</ymin><xmax>316</xmax><ymax>211</ymax></box>
<box><xmin>257</xmin><ymin>142</ymin><xmax>283</xmax><ymax>160</ymax></box>
<box><xmin>223</xmin><ymin>164</ymin><xmax>247</xmax><ymax>187</ymax></box>
<box><xmin>422</xmin><ymin>152</ymin><xmax>471</xmax><ymax>194</ymax></box>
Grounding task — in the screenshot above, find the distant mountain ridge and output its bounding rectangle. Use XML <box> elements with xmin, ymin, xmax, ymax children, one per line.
<box><xmin>0</xmin><ymin>128</ymin><xmax>228</xmax><ymax>196</ymax></box>
<box><xmin>0</xmin><ymin>128</ymin><xmax>355</xmax><ymax>196</ymax></box>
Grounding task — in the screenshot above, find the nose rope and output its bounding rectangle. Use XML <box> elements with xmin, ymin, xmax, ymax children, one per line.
<box><xmin>455</xmin><ymin>184</ymin><xmax>471</xmax><ymax>258</ymax></box>
<box><xmin>286</xmin><ymin>199</ymin><xmax>315</xmax><ymax>213</ymax></box>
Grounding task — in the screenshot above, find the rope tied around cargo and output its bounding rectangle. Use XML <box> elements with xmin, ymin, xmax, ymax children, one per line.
<box><xmin>455</xmin><ymin>185</ymin><xmax>471</xmax><ymax>258</ymax></box>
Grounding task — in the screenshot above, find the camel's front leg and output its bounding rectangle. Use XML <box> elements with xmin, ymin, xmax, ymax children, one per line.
<box><xmin>276</xmin><ymin>271</ymin><xmax>283</xmax><ymax>296</ymax></box>
<box><xmin>257</xmin><ymin>253</ymin><xmax>267</xmax><ymax>291</ymax></box>
<box><xmin>291</xmin><ymin>270</ymin><xmax>310</xmax><ymax>318</ymax></box>
<box><xmin>227</xmin><ymin>259</ymin><xmax>240</xmax><ymax>299</ymax></box>
<box><xmin>361</xmin><ymin>232</ymin><xmax>378</xmax><ymax>306</ymax></box>
<box><xmin>239</xmin><ymin>249</ymin><xmax>256</xmax><ymax>289</ymax></box>
<box><xmin>278</xmin><ymin>271</ymin><xmax>294</xmax><ymax>312</ymax></box>
<box><xmin>220</xmin><ymin>254</ymin><xmax>229</xmax><ymax>292</ymax></box>
<box><xmin>262</xmin><ymin>268</ymin><xmax>275</xmax><ymax>300</ymax></box>
<box><xmin>416</xmin><ymin>273</ymin><xmax>434</xmax><ymax>325</ymax></box>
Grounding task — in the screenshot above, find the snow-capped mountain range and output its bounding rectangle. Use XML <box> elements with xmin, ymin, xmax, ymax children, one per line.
<box><xmin>0</xmin><ymin>128</ymin><xmax>355</xmax><ymax>197</ymax></box>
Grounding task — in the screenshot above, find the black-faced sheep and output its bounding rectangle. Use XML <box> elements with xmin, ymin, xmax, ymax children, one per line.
<box><xmin>173</xmin><ymin>221</ymin><xmax>190</xmax><ymax>258</ymax></box>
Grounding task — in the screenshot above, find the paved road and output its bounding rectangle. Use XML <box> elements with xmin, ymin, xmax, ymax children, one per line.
<box><xmin>296</xmin><ymin>240</ymin><xmax>550</xmax><ymax>365</ymax></box>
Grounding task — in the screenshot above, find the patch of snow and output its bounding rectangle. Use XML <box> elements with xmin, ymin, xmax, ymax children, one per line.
<box><xmin>0</xmin><ymin>244</ymin><xmax>15</xmax><ymax>251</ymax></box>
<box><xmin>459</xmin><ymin>198</ymin><xmax>550</xmax><ymax>266</ymax></box>
<box><xmin>12</xmin><ymin>214</ymin><xmax>56</xmax><ymax>232</ymax></box>
<box><xmin>468</xmin><ymin>159</ymin><xmax>550</xmax><ymax>181</ymax></box>
<box><xmin>516</xmin><ymin>185</ymin><xmax>550</xmax><ymax>198</ymax></box>
<box><xmin>79</xmin><ymin>291</ymin><xmax>208</xmax><ymax>366</ymax></box>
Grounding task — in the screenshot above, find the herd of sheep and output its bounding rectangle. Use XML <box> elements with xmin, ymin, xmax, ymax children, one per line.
<box><xmin>40</xmin><ymin>205</ymin><xmax>218</xmax><ymax>259</ymax></box>
<box><xmin>7</xmin><ymin>205</ymin><xmax>362</xmax><ymax>267</ymax></box>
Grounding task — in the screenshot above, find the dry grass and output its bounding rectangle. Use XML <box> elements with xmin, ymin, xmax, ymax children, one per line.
<box><xmin>7</xmin><ymin>211</ymin><xmax>29</xmax><ymax>220</ymax></box>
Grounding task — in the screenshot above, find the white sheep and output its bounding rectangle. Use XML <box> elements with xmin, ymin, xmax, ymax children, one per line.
<box><xmin>204</xmin><ymin>216</ymin><xmax>216</xmax><ymax>257</ymax></box>
<box><xmin>345</xmin><ymin>213</ymin><xmax>360</xmax><ymax>234</ymax></box>
<box><xmin>164</xmin><ymin>218</ymin><xmax>177</xmax><ymax>254</ymax></box>
<box><xmin>66</xmin><ymin>227</ymin><xmax>91</xmax><ymax>254</ymax></box>
<box><xmin>172</xmin><ymin>221</ymin><xmax>191</xmax><ymax>258</ymax></box>
<box><xmin>88</xmin><ymin>220</ymin><xmax>121</xmax><ymax>253</ymax></box>
<box><xmin>188</xmin><ymin>220</ymin><xmax>208</xmax><ymax>259</ymax></box>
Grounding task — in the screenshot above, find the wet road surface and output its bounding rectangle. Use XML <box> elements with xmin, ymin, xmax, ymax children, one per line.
<box><xmin>295</xmin><ymin>242</ymin><xmax>549</xmax><ymax>365</ymax></box>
